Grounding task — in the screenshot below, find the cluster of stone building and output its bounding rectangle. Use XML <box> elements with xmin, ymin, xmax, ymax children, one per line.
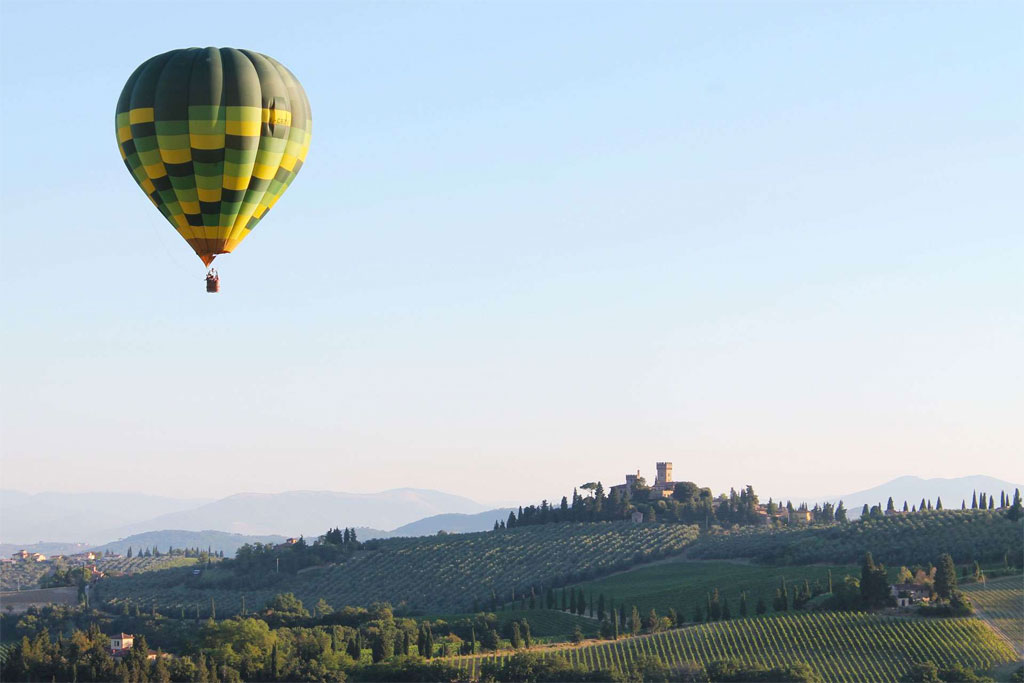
<box><xmin>610</xmin><ymin>462</ymin><xmax>814</xmax><ymax>525</ymax></box>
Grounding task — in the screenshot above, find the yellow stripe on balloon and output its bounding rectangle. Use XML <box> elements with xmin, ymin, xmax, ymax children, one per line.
<box><xmin>129</xmin><ymin>108</ymin><xmax>155</xmax><ymax>124</ymax></box>
<box><xmin>190</xmin><ymin>134</ymin><xmax>225</xmax><ymax>150</ymax></box>
<box><xmin>160</xmin><ymin>148</ymin><xmax>192</xmax><ymax>164</ymax></box>
<box><xmin>226</xmin><ymin>120</ymin><xmax>261</xmax><ymax>136</ymax></box>
<box><xmin>223</xmin><ymin>175</ymin><xmax>250</xmax><ymax>191</ymax></box>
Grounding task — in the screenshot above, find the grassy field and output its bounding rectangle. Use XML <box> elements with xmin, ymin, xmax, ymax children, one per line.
<box><xmin>450</xmin><ymin>613</ymin><xmax>1018</xmax><ymax>682</ymax></box>
<box><xmin>96</xmin><ymin>522</ymin><xmax>701</xmax><ymax>616</ymax></box>
<box><xmin>561</xmin><ymin>559</ymin><xmax>869</xmax><ymax>620</ymax></box>
<box><xmin>963</xmin><ymin>575</ymin><xmax>1024</xmax><ymax>655</ymax></box>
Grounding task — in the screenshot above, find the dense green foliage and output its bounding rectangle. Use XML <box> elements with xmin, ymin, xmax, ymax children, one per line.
<box><xmin>688</xmin><ymin>510</ymin><xmax>1023</xmax><ymax>566</ymax></box>
<box><xmin>452</xmin><ymin>613</ymin><xmax>1017</xmax><ymax>682</ymax></box>
<box><xmin>426</xmin><ymin>608</ymin><xmax>600</xmax><ymax>641</ymax></box>
<box><xmin>506</xmin><ymin>482</ymin><xmax>771</xmax><ymax>530</ymax></box>
<box><xmin>95</xmin><ymin>522</ymin><xmax>701</xmax><ymax>616</ymax></box>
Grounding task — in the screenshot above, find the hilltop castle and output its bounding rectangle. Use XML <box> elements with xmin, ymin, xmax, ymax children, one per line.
<box><xmin>610</xmin><ymin>462</ymin><xmax>676</xmax><ymax>499</ymax></box>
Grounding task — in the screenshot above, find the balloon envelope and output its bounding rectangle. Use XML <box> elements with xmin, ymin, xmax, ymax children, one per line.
<box><xmin>116</xmin><ymin>48</ymin><xmax>311</xmax><ymax>266</ymax></box>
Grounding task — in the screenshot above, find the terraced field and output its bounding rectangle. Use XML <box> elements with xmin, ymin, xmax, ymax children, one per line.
<box><xmin>96</xmin><ymin>522</ymin><xmax>701</xmax><ymax>616</ymax></box>
<box><xmin>450</xmin><ymin>613</ymin><xmax>1017</xmax><ymax>682</ymax></box>
<box><xmin>963</xmin><ymin>575</ymin><xmax>1024</xmax><ymax>654</ymax></box>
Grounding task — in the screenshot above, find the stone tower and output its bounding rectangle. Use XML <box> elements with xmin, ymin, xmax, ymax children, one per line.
<box><xmin>656</xmin><ymin>462</ymin><xmax>673</xmax><ymax>486</ymax></box>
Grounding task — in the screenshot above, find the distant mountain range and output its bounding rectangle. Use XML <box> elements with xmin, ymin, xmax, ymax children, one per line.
<box><xmin>90</xmin><ymin>530</ymin><xmax>290</xmax><ymax>556</ymax></box>
<box><xmin>0</xmin><ymin>511</ymin><xmax>519</xmax><ymax>558</ymax></box>
<box><xmin>387</xmin><ymin>508</ymin><xmax>517</xmax><ymax>537</ymax></box>
<box><xmin>0</xmin><ymin>488</ymin><xmax>489</xmax><ymax>546</ymax></box>
<box><xmin>83</xmin><ymin>509</ymin><xmax>519</xmax><ymax>556</ymax></box>
<box><xmin>0</xmin><ymin>491</ymin><xmax>212</xmax><ymax>545</ymax></box>
<box><xmin>2</xmin><ymin>475</ymin><xmax>1019</xmax><ymax>550</ymax></box>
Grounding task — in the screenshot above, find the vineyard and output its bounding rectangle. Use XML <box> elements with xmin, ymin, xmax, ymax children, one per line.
<box><xmin>563</xmin><ymin>559</ymin><xmax>866</xmax><ymax>619</ymax></box>
<box><xmin>688</xmin><ymin>510</ymin><xmax>1023</xmax><ymax>566</ymax></box>
<box><xmin>450</xmin><ymin>613</ymin><xmax>1017</xmax><ymax>681</ymax></box>
<box><xmin>95</xmin><ymin>522</ymin><xmax>701</xmax><ymax>616</ymax></box>
<box><xmin>962</xmin><ymin>575</ymin><xmax>1024</xmax><ymax>654</ymax></box>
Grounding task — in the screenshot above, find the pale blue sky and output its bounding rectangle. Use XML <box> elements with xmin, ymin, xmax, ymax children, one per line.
<box><xmin>1</xmin><ymin>1</ymin><xmax>1021</xmax><ymax>504</ymax></box>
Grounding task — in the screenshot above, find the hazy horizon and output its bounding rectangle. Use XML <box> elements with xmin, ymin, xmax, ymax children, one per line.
<box><xmin>3</xmin><ymin>472</ymin><xmax>1021</xmax><ymax>512</ymax></box>
<box><xmin>2</xmin><ymin>2</ymin><xmax>1022</xmax><ymax>503</ymax></box>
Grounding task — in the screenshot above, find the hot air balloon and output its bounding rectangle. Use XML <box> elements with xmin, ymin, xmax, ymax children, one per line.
<box><xmin>115</xmin><ymin>48</ymin><xmax>311</xmax><ymax>292</ymax></box>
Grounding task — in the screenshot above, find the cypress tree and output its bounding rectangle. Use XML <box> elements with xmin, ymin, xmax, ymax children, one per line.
<box><xmin>1008</xmin><ymin>489</ymin><xmax>1023</xmax><ymax>521</ymax></box>
<box><xmin>989</xmin><ymin>494</ymin><xmax>995</xmax><ymax>510</ymax></box>
<box><xmin>347</xmin><ymin>637</ymin><xmax>360</xmax><ymax>661</ymax></box>
<box><xmin>569</xmin><ymin>589</ymin><xmax>577</xmax><ymax>614</ymax></box>
<box><xmin>935</xmin><ymin>553</ymin><xmax>957</xmax><ymax>600</ymax></box>
<box><xmin>972</xmin><ymin>491</ymin><xmax>978</xmax><ymax>509</ymax></box>
<box><xmin>936</xmin><ymin>497</ymin><xmax>943</xmax><ymax>510</ymax></box>
<box><xmin>739</xmin><ymin>592</ymin><xmax>748</xmax><ymax>617</ymax></box>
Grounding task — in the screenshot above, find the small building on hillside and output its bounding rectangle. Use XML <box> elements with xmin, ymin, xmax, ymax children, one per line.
<box><xmin>110</xmin><ymin>633</ymin><xmax>163</xmax><ymax>662</ymax></box>
<box><xmin>630</xmin><ymin>510</ymin><xmax>644</xmax><ymax>524</ymax></box>
<box><xmin>890</xmin><ymin>584</ymin><xmax>930</xmax><ymax>607</ymax></box>
<box><xmin>110</xmin><ymin>633</ymin><xmax>134</xmax><ymax>658</ymax></box>
<box><xmin>11</xmin><ymin>550</ymin><xmax>29</xmax><ymax>560</ymax></box>
<box><xmin>788</xmin><ymin>510</ymin><xmax>813</xmax><ymax>524</ymax></box>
